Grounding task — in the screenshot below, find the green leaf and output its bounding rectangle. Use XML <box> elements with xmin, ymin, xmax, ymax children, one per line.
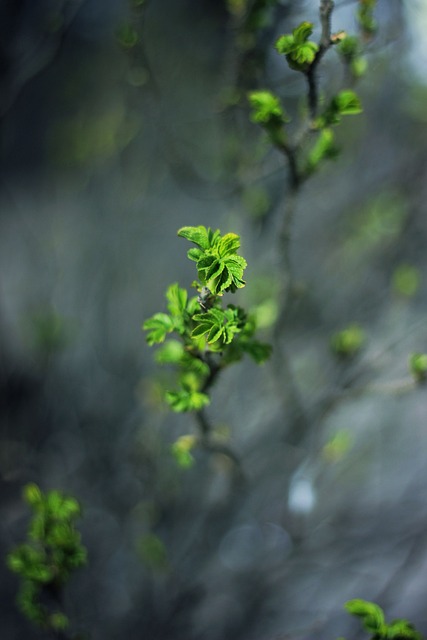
<box><xmin>155</xmin><ymin>340</ymin><xmax>185</xmax><ymax>364</ymax></box>
<box><xmin>49</xmin><ymin>613</ymin><xmax>69</xmax><ymax>631</ymax></box>
<box><xmin>172</xmin><ymin>447</ymin><xmax>194</xmax><ymax>468</ymax></box>
<box><xmin>165</xmin><ymin>390</ymin><xmax>210</xmax><ymax>412</ymax></box>
<box><xmin>143</xmin><ymin>313</ymin><xmax>174</xmax><ymax>345</ymax></box>
<box><xmin>6</xmin><ymin>552</ymin><xmax>25</xmax><ymax>574</ymax></box>
<box><xmin>187</xmin><ymin>247</ymin><xmax>204</xmax><ymax>262</ymax></box>
<box><xmin>248</xmin><ymin>91</ymin><xmax>288</xmax><ymax>126</ymax></box>
<box><xmin>29</xmin><ymin>513</ymin><xmax>46</xmax><ymax>541</ymax></box>
<box><xmin>217</xmin><ymin>233</ymin><xmax>241</xmax><ymax>257</ymax></box>
<box><xmin>223</xmin><ymin>254</ymin><xmax>247</xmax><ymax>289</ymax></box>
<box><xmin>275</xmin><ymin>23</ymin><xmax>319</xmax><ymax>71</ymax></box>
<box><xmin>217</xmin><ymin>267</ymin><xmax>235</xmax><ymax>293</ymax></box>
<box><xmin>345</xmin><ymin>600</ymin><xmax>385</xmax><ymax>634</ymax></box>
<box><xmin>241</xmin><ymin>339</ymin><xmax>272</xmax><ymax>363</ymax></box>
<box><xmin>293</xmin><ymin>21</ymin><xmax>314</xmax><ymax>44</ymax></box>
<box><xmin>177</xmin><ymin>226</ymin><xmax>220</xmax><ymax>250</ymax></box>
<box><xmin>317</xmin><ymin>90</ymin><xmax>363</xmax><ymax>128</ymax></box>
<box><xmin>208</xmin><ymin>324</ymin><xmax>224</xmax><ymax>344</ymax></box>
<box><xmin>275</xmin><ymin>34</ymin><xmax>295</xmax><ymax>55</ymax></box>
<box><xmin>306</xmin><ymin>128</ymin><xmax>338</xmax><ymax>173</ymax></box>
<box><xmin>26</xmin><ymin>564</ymin><xmax>54</xmax><ymax>584</ymax></box>
<box><xmin>197</xmin><ymin>308</ymin><xmax>244</xmax><ymax>349</ymax></box>
<box><xmin>171</xmin><ymin>434</ymin><xmax>197</xmax><ymax>469</ymax></box>
<box><xmin>192</xmin><ymin>309</ymin><xmax>225</xmax><ymax>344</ymax></box>
<box><xmin>166</xmin><ymin>283</ymin><xmax>188</xmax><ymax>317</ymax></box>
<box><xmin>196</xmin><ymin>253</ymin><xmax>246</xmax><ymax>295</ymax></box>
<box><xmin>178</xmin><ymin>227</ymin><xmax>247</xmax><ymax>294</ymax></box>
<box><xmin>357</xmin><ymin>0</ymin><xmax>377</xmax><ymax>37</ymax></box>
<box><xmin>17</xmin><ymin>582</ymin><xmax>45</xmax><ymax>625</ymax></box>
<box><xmin>334</xmin><ymin>90</ymin><xmax>363</xmax><ymax>115</ymax></box>
<box><xmin>58</xmin><ymin>497</ymin><xmax>81</xmax><ymax>519</ymax></box>
<box><xmin>295</xmin><ymin>41</ymin><xmax>318</xmax><ymax>65</ymax></box>
<box><xmin>351</xmin><ymin>56</ymin><xmax>368</xmax><ymax>78</ymax></box>
<box><xmin>23</xmin><ymin>484</ymin><xmax>43</xmax><ymax>508</ymax></box>
<box><xmin>9</xmin><ymin>544</ymin><xmax>46</xmax><ymax>574</ymax></box>
<box><xmin>199</xmin><ymin>254</ymin><xmax>226</xmax><ymax>282</ymax></box>
<box><xmin>178</xmin><ymin>225</ymin><xmax>210</xmax><ymax>248</ymax></box>
<box><xmin>338</xmin><ymin>35</ymin><xmax>360</xmax><ymax>59</ymax></box>
<box><xmin>46</xmin><ymin>522</ymin><xmax>74</xmax><ymax>547</ymax></box>
<box><xmin>387</xmin><ymin>620</ymin><xmax>422</xmax><ymax>640</ymax></box>
<box><xmin>46</xmin><ymin>494</ymin><xmax>81</xmax><ymax>521</ymax></box>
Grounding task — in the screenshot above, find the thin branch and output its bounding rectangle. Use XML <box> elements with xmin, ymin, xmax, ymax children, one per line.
<box><xmin>306</xmin><ymin>0</ymin><xmax>335</xmax><ymax>120</ymax></box>
<box><xmin>195</xmin><ymin>409</ymin><xmax>245</xmax><ymax>481</ymax></box>
<box><xmin>274</xmin><ymin>0</ymin><xmax>336</xmax><ymax>320</ymax></box>
<box><xmin>193</xmin><ymin>352</ymin><xmax>244</xmax><ymax>476</ymax></box>
<box><xmin>268</xmin><ymin>0</ymin><xmax>338</xmax><ymax>449</ymax></box>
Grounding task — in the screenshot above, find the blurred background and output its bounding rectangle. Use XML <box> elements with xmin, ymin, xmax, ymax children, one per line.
<box><xmin>1</xmin><ymin>0</ymin><xmax>427</xmax><ymax>638</ymax></box>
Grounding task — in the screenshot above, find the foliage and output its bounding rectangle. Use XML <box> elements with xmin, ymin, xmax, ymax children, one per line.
<box><xmin>357</xmin><ymin>0</ymin><xmax>378</xmax><ymax>39</ymax></box>
<box><xmin>345</xmin><ymin>599</ymin><xmax>422</xmax><ymax>640</ymax></box>
<box><xmin>248</xmin><ymin>91</ymin><xmax>289</xmax><ymax>146</ymax></box>
<box><xmin>143</xmin><ymin>226</ymin><xmax>271</xmax><ymax>462</ymax></box>
<box><xmin>316</xmin><ymin>90</ymin><xmax>363</xmax><ymax>128</ymax></box>
<box><xmin>275</xmin><ymin>21</ymin><xmax>319</xmax><ymax>72</ymax></box>
<box><xmin>248</xmin><ymin>6</ymin><xmax>371</xmax><ymax>183</ymax></box>
<box><xmin>6</xmin><ymin>484</ymin><xmax>87</xmax><ymax>633</ymax></box>
<box><xmin>178</xmin><ymin>226</ymin><xmax>247</xmax><ymax>295</ymax></box>
<box><xmin>171</xmin><ymin>434</ymin><xmax>197</xmax><ymax>468</ymax></box>
<box><xmin>338</xmin><ymin>34</ymin><xmax>368</xmax><ymax>79</ymax></box>
<box><xmin>7</xmin><ymin>1</ymin><xmax>425</xmax><ymax>638</ymax></box>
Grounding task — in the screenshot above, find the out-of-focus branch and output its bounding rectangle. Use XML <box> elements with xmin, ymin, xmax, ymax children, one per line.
<box><xmin>306</xmin><ymin>0</ymin><xmax>335</xmax><ymax>119</ymax></box>
<box><xmin>195</xmin><ymin>353</ymin><xmax>244</xmax><ymax>478</ymax></box>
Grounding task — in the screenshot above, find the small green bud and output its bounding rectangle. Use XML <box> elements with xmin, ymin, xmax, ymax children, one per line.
<box><xmin>392</xmin><ymin>264</ymin><xmax>420</xmax><ymax>297</ymax></box>
<box><xmin>116</xmin><ymin>24</ymin><xmax>139</xmax><ymax>49</ymax></box>
<box><xmin>248</xmin><ymin>91</ymin><xmax>288</xmax><ymax>126</ymax></box>
<box><xmin>49</xmin><ymin>613</ymin><xmax>69</xmax><ymax>631</ymax></box>
<box><xmin>331</xmin><ymin>325</ymin><xmax>365</xmax><ymax>358</ymax></box>
<box><xmin>171</xmin><ymin>435</ymin><xmax>197</xmax><ymax>468</ymax></box>
<box><xmin>23</xmin><ymin>484</ymin><xmax>43</xmax><ymax>508</ymax></box>
<box><xmin>409</xmin><ymin>353</ymin><xmax>427</xmax><ymax>382</ymax></box>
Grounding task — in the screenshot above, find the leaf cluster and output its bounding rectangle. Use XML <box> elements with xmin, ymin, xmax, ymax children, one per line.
<box><xmin>275</xmin><ymin>22</ymin><xmax>319</xmax><ymax>72</ymax></box>
<box><xmin>143</xmin><ymin>227</ymin><xmax>271</xmax><ymax>416</ymax></box>
<box><xmin>316</xmin><ymin>90</ymin><xmax>363</xmax><ymax>128</ymax></box>
<box><xmin>178</xmin><ymin>225</ymin><xmax>247</xmax><ymax>295</ymax></box>
<box><xmin>248</xmin><ymin>90</ymin><xmax>289</xmax><ymax>146</ymax></box>
<box><xmin>248</xmin><ymin>3</ymin><xmax>369</xmax><ymax>181</ymax></box>
<box><xmin>6</xmin><ymin>484</ymin><xmax>87</xmax><ymax>631</ymax></box>
<box><xmin>357</xmin><ymin>0</ymin><xmax>377</xmax><ymax>39</ymax></box>
<box><xmin>345</xmin><ymin>599</ymin><xmax>422</xmax><ymax>640</ymax></box>
<box><xmin>338</xmin><ymin>34</ymin><xmax>368</xmax><ymax>79</ymax></box>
